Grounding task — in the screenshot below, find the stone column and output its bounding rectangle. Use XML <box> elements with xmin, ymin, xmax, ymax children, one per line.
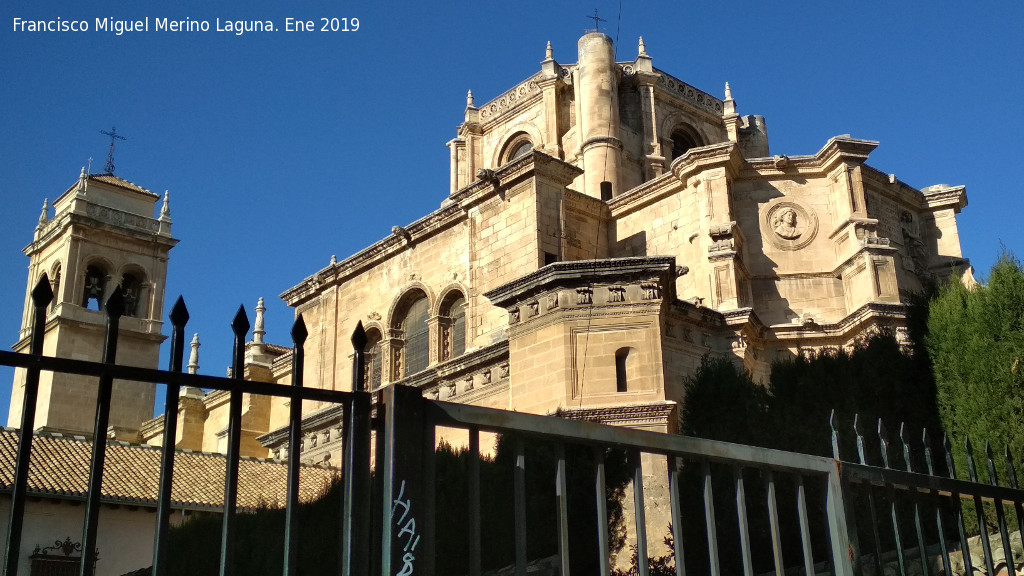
<box><xmin>577</xmin><ymin>33</ymin><xmax>622</xmax><ymax>199</ymax></box>
<box><xmin>539</xmin><ymin>42</ymin><xmax>563</xmax><ymax>159</ymax></box>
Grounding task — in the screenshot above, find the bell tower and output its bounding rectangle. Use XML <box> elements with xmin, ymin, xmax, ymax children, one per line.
<box><xmin>8</xmin><ymin>168</ymin><xmax>178</xmax><ymax>440</ymax></box>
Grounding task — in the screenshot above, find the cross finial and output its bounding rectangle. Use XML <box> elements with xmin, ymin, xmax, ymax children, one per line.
<box><xmin>586</xmin><ymin>9</ymin><xmax>606</xmax><ymax>32</ymax></box>
<box><xmin>100</xmin><ymin>126</ymin><xmax>126</xmax><ymax>175</ymax></box>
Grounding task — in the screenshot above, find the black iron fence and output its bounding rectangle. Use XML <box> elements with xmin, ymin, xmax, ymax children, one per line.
<box><xmin>1</xmin><ymin>276</ymin><xmax>372</xmax><ymax>576</ymax></box>
<box><xmin>832</xmin><ymin>412</ymin><xmax>1024</xmax><ymax>576</ymax></box>
<box><xmin>2</xmin><ymin>274</ymin><xmax>1023</xmax><ymax>576</ymax></box>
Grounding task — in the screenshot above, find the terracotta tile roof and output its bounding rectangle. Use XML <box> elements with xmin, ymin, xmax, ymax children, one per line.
<box><xmin>0</xmin><ymin>430</ymin><xmax>338</xmax><ymax>510</ymax></box>
<box><xmin>60</xmin><ymin>174</ymin><xmax>158</xmax><ymax>199</ymax></box>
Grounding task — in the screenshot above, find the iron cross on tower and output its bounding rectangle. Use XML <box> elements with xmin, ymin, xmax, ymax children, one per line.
<box><xmin>586</xmin><ymin>9</ymin><xmax>606</xmax><ymax>32</ymax></box>
<box><xmin>100</xmin><ymin>126</ymin><xmax>126</xmax><ymax>175</ymax></box>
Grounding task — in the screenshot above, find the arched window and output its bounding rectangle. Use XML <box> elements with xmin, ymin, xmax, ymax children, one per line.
<box><xmin>501</xmin><ymin>133</ymin><xmax>533</xmax><ymax>165</ymax></box>
<box><xmin>395</xmin><ymin>291</ymin><xmax>430</xmax><ymax>378</ymax></box>
<box><xmin>49</xmin><ymin>263</ymin><xmax>61</xmax><ymax>313</ymax></box>
<box><xmin>670</xmin><ymin>125</ymin><xmax>701</xmax><ymax>161</ymax></box>
<box><xmin>615</xmin><ymin>347</ymin><xmax>632</xmax><ymax>393</ymax></box>
<box><xmin>82</xmin><ymin>265</ymin><xmax>107</xmax><ymax>311</ymax></box>
<box><xmin>509</xmin><ymin>141</ymin><xmax>532</xmax><ymax>161</ymax></box>
<box><xmin>363</xmin><ymin>328</ymin><xmax>383</xmax><ymax>391</ymax></box>
<box><xmin>121</xmin><ymin>272</ymin><xmax>142</xmax><ymax>317</ymax></box>
<box><xmin>439</xmin><ymin>293</ymin><xmax>467</xmax><ymax>361</ymax></box>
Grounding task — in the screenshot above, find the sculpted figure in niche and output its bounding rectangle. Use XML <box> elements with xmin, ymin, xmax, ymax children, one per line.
<box><xmin>772</xmin><ymin>207</ymin><xmax>800</xmax><ymax>239</ymax></box>
<box><xmin>121</xmin><ymin>273</ymin><xmax>141</xmax><ymax>317</ymax></box>
<box><xmin>82</xmin><ymin>266</ymin><xmax>105</xmax><ymax>310</ymax></box>
<box><xmin>901</xmin><ymin>210</ymin><xmax>928</xmax><ymax>273</ymax></box>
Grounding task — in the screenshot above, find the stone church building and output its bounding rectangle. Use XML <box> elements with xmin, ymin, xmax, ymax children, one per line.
<box><xmin>4</xmin><ymin>30</ymin><xmax>971</xmax><ymax>571</ymax></box>
<box><xmin>10</xmin><ymin>31</ymin><xmax>968</xmax><ymax>464</ymax></box>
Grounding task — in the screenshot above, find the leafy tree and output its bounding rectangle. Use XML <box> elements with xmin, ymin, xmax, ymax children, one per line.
<box><xmin>927</xmin><ymin>253</ymin><xmax>1024</xmax><ymax>504</ymax></box>
<box><xmin>766</xmin><ymin>331</ymin><xmax>943</xmax><ymax>465</ymax></box>
<box><xmin>674</xmin><ymin>331</ymin><xmax>946</xmax><ymax>575</ymax></box>
<box><xmin>680</xmin><ymin>354</ymin><xmax>767</xmax><ymax>445</ymax></box>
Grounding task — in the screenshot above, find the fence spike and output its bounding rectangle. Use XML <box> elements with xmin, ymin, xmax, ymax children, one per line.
<box><xmin>1007</xmin><ymin>446</ymin><xmax>1020</xmax><ymax>489</ymax></box>
<box><xmin>350</xmin><ymin>320</ymin><xmax>366</xmax><ymax>351</ymax></box>
<box><xmin>877</xmin><ymin>418</ymin><xmax>891</xmax><ymax>469</ymax></box>
<box><xmin>985</xmin><ymin>441</ymin><xmax>999</xmax><ymax>486</ymax></box>
<box><xmin>922</xmin><ymin>428</ymin><xmax>936</xmax><ymax>475</ymax></box>
<box><xmin>292</xmin><ymin>315</ymin><xmax>309</xmax><ymax>346</ymax></box>
<box><xmin>854</xmin><ymin>413</ymin><xmax>867</xmax><ymax>465</ymax></box>
<box><xmin>170</xmin><ymin>296</ymin><xmax>190</xmax><ymax>329</ymax></box>
<box><xmin>349</xmin><ymin>321</ymin><xmax>365</xmax><ymax>391</ymax></box>
<box><xmin>31</xmin><ymin>273</ymin><xmax>54</xmax><ymax>309</ymax></box>
<box><xmin>965</xmin><ymin>437</ymin><xmax>979</xmax><ymax>482</ymax></box>
<box><xmin>231</xmin><ymin>305</ymin><xmax>250</xmax><ymax>337</ymax></box>
<box><xmin>944</xmin><ymin>435</ymin><xmax>957</xmax><ymax>479</ymax></box>
<box><xmin>899</xmin><ymin>422</ymin><xmax>914</xmax><ymax>472</ymax></box>
<box><xmin>829</xmin><ymin>409</ymin><xmax>840</xmax><ymax>460</ymax></box>
<box><xmin>106</xmin><ymin>283</ymin><xmax>126</xmax><ymax>319</ymax></box>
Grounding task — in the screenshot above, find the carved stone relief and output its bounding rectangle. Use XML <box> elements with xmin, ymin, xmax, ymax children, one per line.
<box><xmin>576</xmin><ymin>288</ymin><xmax>592</xmax><ymax>305</ymax></box>
<box><xmin>608</xmin><ymin>287</ymin><xmax>626</xmax><ymax>303</ymax></box>
<box><xmin>763</xmin><ymin>201</ymin><xmax>818</xmax><ymax>250</ymax></box>
<box><xmin>641</xmin><ymin>283</ymin><xmax>661</xmax><ymax>300</ymax></box>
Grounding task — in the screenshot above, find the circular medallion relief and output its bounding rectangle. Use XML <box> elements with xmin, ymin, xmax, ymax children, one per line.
<box><xmin>763</xmin><ymin>201</ymin><xmax>818</xmax><ymax>250</ymax></box>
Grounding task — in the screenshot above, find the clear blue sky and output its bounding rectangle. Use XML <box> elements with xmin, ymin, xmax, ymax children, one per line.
<box><xmin>1</xmin><ymin>0</ymin><xmax>1021</xmax><ymax>425</ymax></box>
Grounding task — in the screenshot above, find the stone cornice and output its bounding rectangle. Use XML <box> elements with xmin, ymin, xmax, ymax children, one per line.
<box><xmin>742</xmin><ymin>136</ymin><xmax>878</xmax><ymax>179</ymax></box>
<box><xmin>921</xmin><ymin>184</ymin><xmax>967</xmax><ymax>213</ymax></box>
<box><xmin>14</xmin><ymin>311</ymin><xmax>167</xmax><ymax>351</ymax></box>
<box><xmin>859</xmin><ymin>166</ymin><xmax>967</xmax><ymax>215</ymax></box>
<box><xmin>606</xmin><ymin>142</ymin><xmax>740</xmax><ymax>224</ymax></box>
<box><xmin>667</xmin><ymin>299</ymin><xmax>727</xmax><ymax>327</ymax></box>
<box><xmin>280</xmin><ymin>153</ymin><xmax>581</xmax><ymax>307</ymax></box>
<box><xmin>476</xmin><ymin>72</ymin><xmax>544</xmax><ymax>127</ymax></box>
<box><xmin>669</xmin><ymin>141</ymin><xmax>742</xmax><ymax>180</ymax></box>
<box><xmin>748</xmin><ymin>242</ymin><xmax>897</xmax><ymax>283</ymax></box>
<box><xmin>484</xmin><ymin>256</ymin><xmax>676</xmax><ymax>309</ymax></box>
<box><xmin>26</xmin><ymin>207</ymin><xmax>178</xmax><ymax>256</ymax></box>
<box><xmin>769</xmin><ymin>301</ymin><xmax>907</xmax><ymax>341</ymax></box>
<box><xmin>555</xmin><ymin>401</ymin><xmax>678</xmax><ymax>429</ymax></box>
<box><xmin>605</xmin><ymin>170</ymin><xmax>678</xmax><ymax>219</ymax></box>
<box><xmin>257</xmin><ymin>404</ymin><xmax>344</xmax><ymax>448</ymax></box>
<box><xmin>651</xmin><ymin>68</ymin><xmax>724</xmax><ymax>116</ymax></box>
<box><xmin>391</xmin><ymin>340</ymin><xmax>510</xmax><ymax>389</ymax></box>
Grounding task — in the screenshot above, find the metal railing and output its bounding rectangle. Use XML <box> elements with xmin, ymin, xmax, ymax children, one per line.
<box><xmin>377</xmin><ymin>384</ymin><xmax>856</xmax><ymax>576</ymax></box>
<box><xmin>832</xmin><ymin>412</ymin><xmax>1024</xmax><ymax>576</ymax></box>
<box><xmin>3</xmin><ymin>273</ymin><xmax>1022</xmax><ymax>576</ymax></box>
<box><xmin>1</xmin><ymin>275</ymin><xmax>372</xmax><ymax>576</ymax></box>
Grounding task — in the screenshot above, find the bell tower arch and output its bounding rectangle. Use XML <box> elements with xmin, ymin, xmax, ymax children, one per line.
<box><xmin>8</xmin><ymin>168</ymin><xmax>178</xmax><ymax>440</ymax></box>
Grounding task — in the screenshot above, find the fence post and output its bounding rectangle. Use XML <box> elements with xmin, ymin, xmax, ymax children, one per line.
<box><xmin>341</xmin><ymin>322</ymin><xmax>372</xmax><ymax>576</ymax></box>
<box><xmin>3</xmin><ymin>275</ymin><xmax>52</xmax><ymax>576</ymax></box>
<box><xmin>152</xmin><ymin>297</ymin><xmax>189</xmax><ymax>576</ymax></box>
<box><xmin>825</xmin><ymin>462</ymin><xmax>856</xmax><ymax>576</ymax></box>
<box><xmin>380</xmin><ymin>385</ymin><xmax>429</xmax><ymax>576</ymax></box>
<box><xmin>284</xmin><ymin>315</ymin><xmax>307</xmax><ymax>576</ymax></box>
<box><xmin>219</xmin><ymin>306</ymin><xmax>249</xmax><ymax>576</ymax></box>
<box><xmin>80</xmin><ymin>285</ymin><xmax>125</xmax><ymax>576</ymax></box>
